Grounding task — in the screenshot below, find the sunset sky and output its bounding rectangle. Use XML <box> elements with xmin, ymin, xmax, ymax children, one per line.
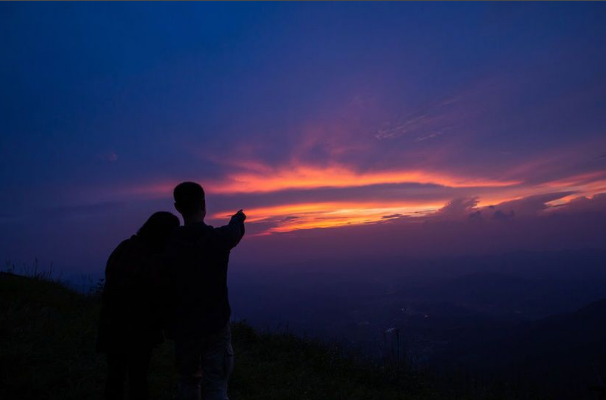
<box><xmin>1</xmin><ymin>2</ymin><xmax>606</xmax><ymax>274</ymax></box>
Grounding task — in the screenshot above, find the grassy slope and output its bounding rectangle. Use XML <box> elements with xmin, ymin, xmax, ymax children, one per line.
<box><xmin>0</xmin><ymin>272</ymin><xmax>510</xmax><ymax>400</ymax></box>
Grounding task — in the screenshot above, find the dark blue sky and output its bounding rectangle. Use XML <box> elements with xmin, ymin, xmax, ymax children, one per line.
<box><xmin>1</xmin><ymin>2</ymin><xmax>606</xmax><ymax>274</ymax></box>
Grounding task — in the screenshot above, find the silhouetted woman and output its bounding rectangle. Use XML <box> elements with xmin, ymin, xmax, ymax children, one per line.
<box><xmin>97</xmin><ymin>211</ymin><xmax>180</xmax><ymax>400</ymax></box>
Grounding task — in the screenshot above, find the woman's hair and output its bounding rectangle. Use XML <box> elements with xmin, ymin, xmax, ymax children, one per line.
<box><xmin>137</xmin><ymin>211</ymin><xmax>180</xmax><ymax>247</ymax></box>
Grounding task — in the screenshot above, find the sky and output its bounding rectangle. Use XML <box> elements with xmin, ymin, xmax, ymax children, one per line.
<box><xmin>1</xmin><ymin>2</ymin><xmax>606</xmax><ymax>275</ymax></box>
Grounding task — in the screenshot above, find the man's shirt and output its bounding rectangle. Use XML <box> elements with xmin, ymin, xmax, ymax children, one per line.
<box><xmin>164</xmin><ymin>216</ymin><xmax>245</xmax><ymax>337</ymax></box>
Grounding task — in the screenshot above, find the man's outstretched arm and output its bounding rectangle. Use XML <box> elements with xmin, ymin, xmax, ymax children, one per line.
<box><xmin>215</xmin><ymin>209</ymin><xmax>246</xmax><ymax>250</ymax></box>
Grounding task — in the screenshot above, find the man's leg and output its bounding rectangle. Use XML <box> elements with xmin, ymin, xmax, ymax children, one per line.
<box><xmin>127</xmin><ymin>346</ymin><xmax>152</xmax><ymax>400</ymax></box>
<box><xmin>201</xmin><ymin>324</ymin><xmax>233</xmax><ymax>400</ymax></box>
<box><xmin>105</xmin><ymin>351</ymin><xmax>127</xmax><ymax>400</ymax></box>
<box><xmin>175</xmin><ymin>336</ymin><xmax>204</xmax><ymax>400</ymax></box>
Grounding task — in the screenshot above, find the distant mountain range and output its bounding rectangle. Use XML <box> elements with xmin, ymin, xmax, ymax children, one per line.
<box><xmin>433</xmin><ymin>297</ymin><xmax>606</xmax><ymax>400</ymax></box>
<box><xmin>229</xmin><ymin>248</ymin><xmax>606</xmax><ymax>399</ymax></box>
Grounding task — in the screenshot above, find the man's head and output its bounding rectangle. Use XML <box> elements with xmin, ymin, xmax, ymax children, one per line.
<box><xmin>173</xmin><ymin>182</ymin><xmax>206</xmax><ymax>219</ymax></box>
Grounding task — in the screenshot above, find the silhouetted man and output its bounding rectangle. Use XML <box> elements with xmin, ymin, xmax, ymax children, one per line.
<box><xmin>164</xmin><ymin>182</ymin><xmax>245</xmax><ymax>400</ymax></box>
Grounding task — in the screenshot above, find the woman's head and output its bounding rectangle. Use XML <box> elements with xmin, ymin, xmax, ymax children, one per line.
<box><xmin>137</xmin><ymin>211</ymin><xmax>180</xmax><ymax>247</ymax></box>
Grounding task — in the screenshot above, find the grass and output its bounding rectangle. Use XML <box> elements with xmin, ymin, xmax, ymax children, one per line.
<box><xmin>0</xmin><ymin>271</ymin><xmax>519</xmax><ymax>400</ymax></box>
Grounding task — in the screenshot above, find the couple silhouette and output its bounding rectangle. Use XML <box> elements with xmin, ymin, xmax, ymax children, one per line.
<box><xmin>97</xmin><ymin>182</ymin><xmax>246</xmax><ymax>400</ymax></box>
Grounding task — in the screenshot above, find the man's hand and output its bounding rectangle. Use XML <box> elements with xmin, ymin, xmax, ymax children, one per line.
<box><xmin>232</xmin><ymin>209</ymin><xmax>246</xmax><ymax>222</ymax></box>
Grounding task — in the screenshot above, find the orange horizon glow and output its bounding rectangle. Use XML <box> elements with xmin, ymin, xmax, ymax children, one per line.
<box><xmin>118</xmin><ymin>161</ymin><xmax>606</xmax><ymax>235</ymax></box>
<box><xmin>209</xmin><ymin>164</ymin><xmax>522</xmax><ymax>194</ymax></box>
<box><xmin>127</xmin><ymin>163</ymin><xmax>522</xmax><ymax>197</ymax></box>
<box><xmin>210</xmin><ymin>191</ymin><xmax>606</xmax><ymax>234</ymax></box>
<box><xmin>211</xmin><ymin>200</ymin><xmax>442</xmax><ymax>234</ymax></box>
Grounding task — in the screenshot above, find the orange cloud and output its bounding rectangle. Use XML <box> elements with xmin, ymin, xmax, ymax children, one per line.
<box><xmin>208</xmin><ymin>163</ymin><xmax>521</xmax><ymax>194</ymax></box>
<box><xmin>116</xmin><ymin>159</ymin><xmax>605</xmax><ymax>235</ymax></box>
<box><xmin>122</xmin><ymin>161</ymin><xmax>521</xmax><ymax>200</ymax></box>
<box><xmin>540</xmin><ymin>171</ymin><xmax>606</xmax><ymax>192</ymax></box>
<box><xmin>211</xmin><ymin>200</ymin><xmax>441</xmax><ymax>234</ymax></box>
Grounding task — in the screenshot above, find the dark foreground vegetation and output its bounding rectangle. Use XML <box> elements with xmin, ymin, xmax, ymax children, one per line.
<box><xmin>1</xmin><ymin>271</ymin><xmax>533</xmax><ymax>400</ymax></box>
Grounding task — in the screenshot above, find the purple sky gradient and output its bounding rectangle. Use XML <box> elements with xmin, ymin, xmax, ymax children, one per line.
<box><xmin>1</xmin><ymin>2</ymin><xmax>606</xmax><ymax>275</ymax></box>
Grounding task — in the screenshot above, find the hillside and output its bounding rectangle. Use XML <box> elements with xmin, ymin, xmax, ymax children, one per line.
<box><xmin>0</xmin><ymin>272</ymin><xmax>513</xmax><ymax>400</ymax></box>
